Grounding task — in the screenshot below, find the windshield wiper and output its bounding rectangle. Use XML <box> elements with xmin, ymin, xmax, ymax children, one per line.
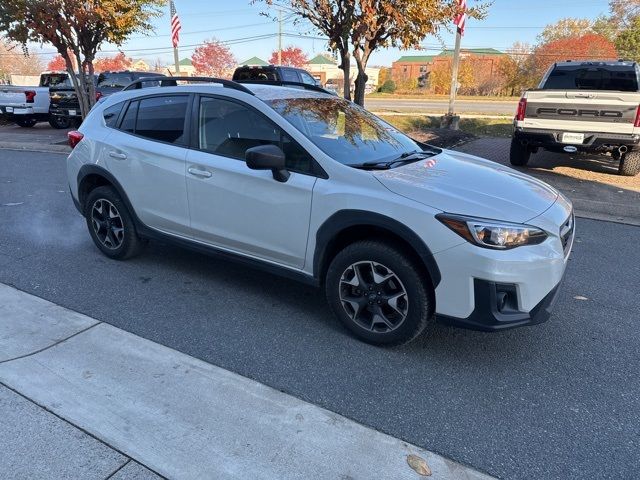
<box><xmin>352</xmin><ymin>149</ymin><xmax>437</xmax><ymax>170</ymax></box>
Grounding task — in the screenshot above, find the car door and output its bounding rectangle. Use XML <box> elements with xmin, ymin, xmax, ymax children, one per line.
<box><xmin>105</xmin><ymin>94</ymin><xmax>192</xmax><ymax>237</ymax></box>
<box><xmin>185</xmin><ymin>95</ymin><xmax>317</xmax><ymax>269</ymax></box>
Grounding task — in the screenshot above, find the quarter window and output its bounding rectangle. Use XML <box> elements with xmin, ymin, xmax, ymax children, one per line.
<box><xmin>103</xmin><ymin>102</ymin><xmax>123</xmax><ymax>128</ymax></box>
<box><xmin>198</xmin><ymin>97</ymin><xmax>315</xmax><ymax>175</ymax></box>
<box><xmin>120</xmin><ymin>101</ymin><xmax>138</xmax><ymax>133</ymax></box>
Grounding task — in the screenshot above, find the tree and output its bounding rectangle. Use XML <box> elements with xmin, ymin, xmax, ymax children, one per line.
<box><xmin>255</xmin><ymin>0</ymin><xmax>486</xmax><ymax>105</ymax></box>
<box><xmin>0</xmin><ymin>37</ymin><xmax>44</xmax><ymax>82</ymax></box>
<box><xmin>191</xmin><ymin>38</ymin><xmax>236</xmax><ymax>78</ymax></box>
<box><xmin>46</xmin><ymin>54</ymin><xmax>66</xmax><ymax>71</ymax></box>
<box><xmin>268</xmin><ymin>45</ymin><xmax>308</xmax><ymax>67</ymax></box>
<box><xmin>94</xmin><ymin>52</ymin><xmax>132</xmax><ymax>72</ymax></box>
<box><xmin>0</xmin><ymin>0</ymin><xmax>164</xmax><ymax>118</ymax></box>
<box><xmin>537</xmin><ymin>18</ymin><xmax>593</xmax><ymax>44</ymax></box>
<box><xmin>427</xmin><ymin>58</ymin><xmax>474</xmax><ymax>95</ymax></box>
<box><xmin>531</xmin><ymin>34</ymin><xmax>618</xmax><ymax>81</ymax></box>
<box><xmin>498</xmin><ymin>42</ymin><xmax>535</xmax><ymax>96</ymax></box>
<box><xmin>609</xmin><ymin>0</ymin><xmax>640</xmax><ymax>28</ymax></box>
<box><xmin>616</xmin><ymin>16</ymin><xmax>640</xmax><ymax>61</ymax></box>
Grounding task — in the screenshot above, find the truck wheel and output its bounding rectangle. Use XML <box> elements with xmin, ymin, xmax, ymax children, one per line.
<box><xmin>509</xmin><ymin>138</ymin><xmax>531</xmax><ymax>166</ymax></box>
<box><xmin>15</xmin><ymin>117</ymin><xmax>37</xmax><ymax>128</ymax></box>
<box><xmin>619</xmin><ymin>150</ymin><xmax>640</xmax><ymax>176</ymax></box>
<box><xmin>49</xmin><ymin>116</ymin><xmax>71</xmax><ymax>129</ymax></box>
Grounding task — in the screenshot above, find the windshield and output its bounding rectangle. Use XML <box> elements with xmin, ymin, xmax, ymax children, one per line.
<box><xmin>542</xmin><ymin>65</ymin><xmax>639</xmax><ymax>91</ymax></box>
<box><xmin>266</xmin><ymin>97</ymin><xmax>420</xmax><ymax>165</ymax></box>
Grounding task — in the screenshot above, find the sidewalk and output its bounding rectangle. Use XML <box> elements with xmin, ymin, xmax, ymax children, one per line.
<box><xmin>0</xmin><ymin>283</ymin><xmax>494</xmax><ymax>480</ymax></box>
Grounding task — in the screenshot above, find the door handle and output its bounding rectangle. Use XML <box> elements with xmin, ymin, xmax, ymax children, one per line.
<box><xmin>108</xmin><ymin>151</ymin><xmax>127</xmax><ymax>160</ymax></box>
<box><xmin>188</xmin><ymin>167</ymin><xmax>212</xmax><ymax>178</ymax></box>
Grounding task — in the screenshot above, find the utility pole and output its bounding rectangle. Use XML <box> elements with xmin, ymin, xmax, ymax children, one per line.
<box><xmin>277</xmin><ymin>8</ymin><xmax>283</xmax><ymax>66</ymax></box>
<box><xmin>443</xmin><ymin>0</ymin><xmax>465</xmax><ymax>130</ymax></box>
<box><xmin>173</xmin><ymin>47</ymin><xmax>180</xmax><ymax>75</ymax></box>
<box><xmin>447</xmin><ymin>29</ymin><xmax>461</xmax><ymax>118</ymax></box>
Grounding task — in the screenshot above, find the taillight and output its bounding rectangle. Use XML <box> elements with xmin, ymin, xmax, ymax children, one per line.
<box><xmin>96</xmin><ymin>91</ymin><xmax>103</xmax><ymax>101</ymax></box>
<box><xmin>515</xmin><ymin>98</ymin><xmax>527</xmax><ymax>121</ymax></box>
<box><xmin>68</xmin><ymin>130</ymin><xmax>84</xmax><ymax>149</ymax></box>
<box><xmin>634</xmin><ymin>105</ymin><xmax>640</xmax><ymax>127</ymax></box>
<box><xmin>25</xmin><ymin>90</ymin><xmax>36</xmax><ymax>103</ymax></box>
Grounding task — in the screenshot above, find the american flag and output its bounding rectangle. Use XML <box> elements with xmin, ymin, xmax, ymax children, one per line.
<box><xmin>170</xmin><ymin>1</ymin><xmax>181</xmax><ymax>49</ymax></box>
<box><xmin>453</xmin><ymin>0</ymin><xmax>466</xmax><ymax>36</ymax></box>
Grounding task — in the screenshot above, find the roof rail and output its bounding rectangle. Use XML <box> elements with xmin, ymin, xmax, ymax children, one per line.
<box><xmin>122</xmin><ymin>76</ymin><xmax>255</xmax><ymax>95</ymax></box>
<box><xmin>234</xmin><ymin>79</ymin><xmax>334</xmax><ymax>96</ymax></box>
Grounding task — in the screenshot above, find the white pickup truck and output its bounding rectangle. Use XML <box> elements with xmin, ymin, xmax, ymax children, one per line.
<box><xmin>511</xmin><ymin>60</ymin><xmax>640</xmax><ymax>176</ymax></box>
<box><xmin>0</xmin><ymin>71</ymin><xmax>69</xmax><ymax>128</ymax></box>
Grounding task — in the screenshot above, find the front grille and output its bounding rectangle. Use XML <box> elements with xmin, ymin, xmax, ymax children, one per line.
<box><xmin>560</xmin><ymin>212</ymin><xmax>574</xmax><ymax>256</ymax></box>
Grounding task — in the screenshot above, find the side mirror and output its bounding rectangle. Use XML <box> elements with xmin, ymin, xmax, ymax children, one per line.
<box><xmin>245</xmin><ymin>144</ymin><xmax>290</xmax><ymax>182</ymax></box>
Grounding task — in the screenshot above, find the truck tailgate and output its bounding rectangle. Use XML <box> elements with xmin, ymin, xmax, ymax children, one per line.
<box><xmin>0</xmin><ymin>86</ymin><xmax>28</xmax><ymax>107</ymax></box>
<box><xmin>522</xmin><ymin>90</ymin><xmax>638</xmax><ymax>134</ymax></box>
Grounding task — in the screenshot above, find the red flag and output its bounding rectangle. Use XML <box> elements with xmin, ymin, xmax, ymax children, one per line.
<box><xmin>170</xmin><ymin>1</ymin><xmax>181</xmax><ymax>49</ymax></box>
<box><xmin>453</xmin><ymin>0</ymin><xmax>467</xmax><ymax>36</ymax></box>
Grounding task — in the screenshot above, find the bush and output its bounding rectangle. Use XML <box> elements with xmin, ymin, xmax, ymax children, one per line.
<box><xmin>378</xmin><ymin>79</ymin><xmax>396</xmax><ymax>93</ymax></box>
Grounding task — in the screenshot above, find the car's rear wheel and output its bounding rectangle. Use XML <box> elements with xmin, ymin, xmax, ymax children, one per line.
<box><xmin>84</xmin><ymin>186</ymin><xmax>144</xmax><ymax>260</ymax></box>
<box><xmin>619</xmin><ymin>150</ymin><xmax>640</xmax><ymax>176</ymax></box>
<box><xmin>325</xmin><ymin>241</ymin><xmax>433</xmax><ymax>346</ymax></box>
<box><xmin>15</xmin><ymin>117</ymin><xmax>37</xmax><ymax>128</ymax></box>
<box><xmin>49</xmin><ymin>116</ymin><xmax>71</xmax><ymax>129</ymax></box>
<box><xmin>509</xmin><ymin>138</ymin><xmax>531</xmax><ymax>166</ymax></box>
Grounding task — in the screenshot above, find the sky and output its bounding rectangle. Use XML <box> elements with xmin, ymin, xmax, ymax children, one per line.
<box><xmin>33</xmin><ymin>0</ymin><xmax>612</xmax><ymax>67</ymax></box>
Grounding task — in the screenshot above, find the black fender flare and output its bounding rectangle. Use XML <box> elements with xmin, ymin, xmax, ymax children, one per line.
<box><xmin>313</xmin><ymin>210</ymin><xmax>441</xmax><ymax>288</ymax></box>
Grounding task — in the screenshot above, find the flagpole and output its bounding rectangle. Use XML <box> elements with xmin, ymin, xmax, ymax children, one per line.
<box><xmin>173</xmin><ymin>46</ymin><xmax>180</xmax><ymax>75</ymax></box>
<box><xmin>447</xmin><ymin>29</ymin><xmax>462</xmax><ymax>117</ymax></box>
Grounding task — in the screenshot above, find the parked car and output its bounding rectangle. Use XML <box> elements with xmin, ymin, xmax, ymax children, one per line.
<box><xmin>512</xmin><ymin>60</ymin><xmax>640</xmax><ymax>176</ymax></box>
<box><xmin>65</xmin><ymin>78</ymin><xmax>574</xmax><ymax>345</ymax></box>
<box><xmin>49</xmin><ymin>71</ymin><xmax>166</xmax><ymax>129</ymax></box>
<box><xmin>233</xmin><ymin>65</ymin><xmax>320</xmax><ymax>86</ymax></box>
<box><xmin>0</xmin><ymin>71</ymin><xmax>68</xmax><ymax>128</ymax></box>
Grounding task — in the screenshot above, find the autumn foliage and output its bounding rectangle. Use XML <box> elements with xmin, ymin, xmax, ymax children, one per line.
<box><xmin>46</xmin><ymin>54</ymin><xmax>66</xmax><ymax>71</ymax></box>
<box><xmin>531</xmin><ymin>34</ymin><xmax>617</xmax><ymax>78</ymax></box>
<box><xmin>191</xmin><ymin>39</ymin><xmax>236</xmax><ymax>78</ymax></box>
<box><xmin>268</xmin><ymin>46</ymin><xmax>308</xmax><ymax>67</ymax></box>
<box><xmin>94</xmin><ymin>52</ymin><xmax>132</xmax><ymax>72</ymax></box>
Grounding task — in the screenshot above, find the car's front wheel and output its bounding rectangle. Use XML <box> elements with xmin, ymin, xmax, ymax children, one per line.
<box><xmin>84</xmin><ymin>186</ymin><xmax>145</xmax><ymax>260</ymax></box>
<box><xmin>15</xmin><ymin>117</ymin><xmax>37</xmax><ymax>128</ymax></box>
<box><xmin>325</xmin><ymin>241</ymin><xmax>433</xmax><ymax>345</ymax></box>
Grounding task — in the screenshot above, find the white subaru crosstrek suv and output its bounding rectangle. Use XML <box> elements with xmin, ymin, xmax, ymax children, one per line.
<box><xmin>66</xmin><ymin>77</ymin><xmax>574</xmax><ymax>345</ymax></box>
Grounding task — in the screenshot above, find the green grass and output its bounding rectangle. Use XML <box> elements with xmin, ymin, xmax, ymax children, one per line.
<box><xmin>378</xmin><ymin>115</ymin><xmax>513</xmax><ymax>138</ymax></box>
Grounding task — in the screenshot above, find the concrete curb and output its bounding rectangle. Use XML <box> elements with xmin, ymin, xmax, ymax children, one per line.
<box><xmin>0</xmin><ymin>141</ymin><xmax>70</xmax><ymax>154</ymax></box>
<box><xmin>0</xmin><ymin>283</ymin><xmax>495</xmax><ymax>480</ymax></box>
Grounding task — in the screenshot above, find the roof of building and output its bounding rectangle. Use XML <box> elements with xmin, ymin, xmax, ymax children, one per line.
<box><xmin>179</xmin><ymin>58</ymin><xmax>192</xmax><ymax>66</ymax></box>
<box><xmin>394</xmin><ymin>55</ymin><xmax>435</xmax><ymax>63</ymax></box>
<box><xmin>308</xmin><ymin>54</ymin><xmax>336</xmax><ymax>65</ymax></box>
<box><xmin>437</xmin><ymin>48</ymin><xmax>504</xmax><ymax>57</ymax></box>
<box><xmin>239</xmin><ymin>56</ymin><xmax>269</xmax><ymax>66</ymax></box>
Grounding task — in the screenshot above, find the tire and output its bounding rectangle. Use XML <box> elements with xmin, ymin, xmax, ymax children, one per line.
<box><xmin>509</xmin><ymin>138</ymin><xmax>531</xmax><ymax>166</ymax></box>
<box><xmin>619</xmin><ymin>150</ymin><xmax>640</xmax><ymax>176</ymax></box>
<box><xmin>49</xmin><ymin>115</ymin><xmax>71</xmax><ymax>129</ymax></box>
<box><xmin>15</xmin><ymin>117</ymin><xmax>37</xmax><ymax>128</ymax></box>
<box><xmin>325</xmin><ymin>240</ymin><xmax>433</xmax><ymax>346</ymax></box>
<box><xmin>84</xmin><ymin>186</ymin><xmax>145</xmax><ymax>260</ymax></box>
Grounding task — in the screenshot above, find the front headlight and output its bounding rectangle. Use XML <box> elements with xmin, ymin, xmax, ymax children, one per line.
<box><xmin>436</xmin><ymin>213</ymin><xmax>548</xmax><ymax>250</ymax></box>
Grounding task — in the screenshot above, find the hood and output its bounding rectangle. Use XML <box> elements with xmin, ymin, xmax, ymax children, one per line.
<box><xmin>373</xmin><ymin>149</ymin><xmax>559</xmax><ymax>223</ymax></box>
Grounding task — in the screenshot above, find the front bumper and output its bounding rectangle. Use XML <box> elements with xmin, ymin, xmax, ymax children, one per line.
<box><xmin>514</xmin><ymin>127</ymin><xmax>640</xmax><ymax>151</ymax></box>
<box><xmin>436</xmin><ymin>278</ymin><xmax>562</xmax><ymax>331</ymax></box>
<box><xmin>50</xmin><ymin>107</ymin><xmax>82</xmax><ymax>118</ymax></box>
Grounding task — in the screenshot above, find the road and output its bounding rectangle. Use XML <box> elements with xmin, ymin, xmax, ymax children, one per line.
<box><xmin>365</xmin><ymin>97</ymin><xmax>517</xmax><ymax>115</ymax></box>
<box><xmin>1</xmin><ymin>149</ymin><xmax>639</xmax><ymax>480</ymax></box>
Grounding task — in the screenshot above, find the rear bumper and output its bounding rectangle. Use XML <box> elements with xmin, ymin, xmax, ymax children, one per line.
<box><xmin>436</xmin><ymin>278</ymin><xmax>562</xmax><ymax>331</ymax></box>
<box><xmin>514</xmin><ymin>127</ymin><xmax>640</xmax><ymax>151</ymax></box>
<box><xmin>0</xmin><ymin>105</ymin><xmax>35</xmax><ymax>116</ymax></box>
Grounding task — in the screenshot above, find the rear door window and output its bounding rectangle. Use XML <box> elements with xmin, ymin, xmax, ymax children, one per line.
<box><xmin>135</xmin><ymin>95</ymin><xmax>189</xmax><ymax>145</ymax></box>
<box><xmin>542</xmin><ymin>66</ymin><xmax>639</xmax><ymax>91</ymax></box>
<box><xmin>120</xmin><ymin>101</ymin><xmax>138</xmax><ymax>133</ymax></box>
<box><xmin>300</xmin><ymin>71</ymin><xmax>317</xmax><ymax>85</ymax></box>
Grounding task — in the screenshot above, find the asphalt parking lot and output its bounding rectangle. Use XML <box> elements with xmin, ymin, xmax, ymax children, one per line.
<box><xmin>1</xmin><ymin>148</ymin><xmax>639</xmax><ymax>480</ymax></box>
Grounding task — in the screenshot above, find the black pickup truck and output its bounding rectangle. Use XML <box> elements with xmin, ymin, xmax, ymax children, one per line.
<box><xmin>49</xmin><ymin>71</ymin><xmax>165</xmax><ymax>128</ymax></box>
